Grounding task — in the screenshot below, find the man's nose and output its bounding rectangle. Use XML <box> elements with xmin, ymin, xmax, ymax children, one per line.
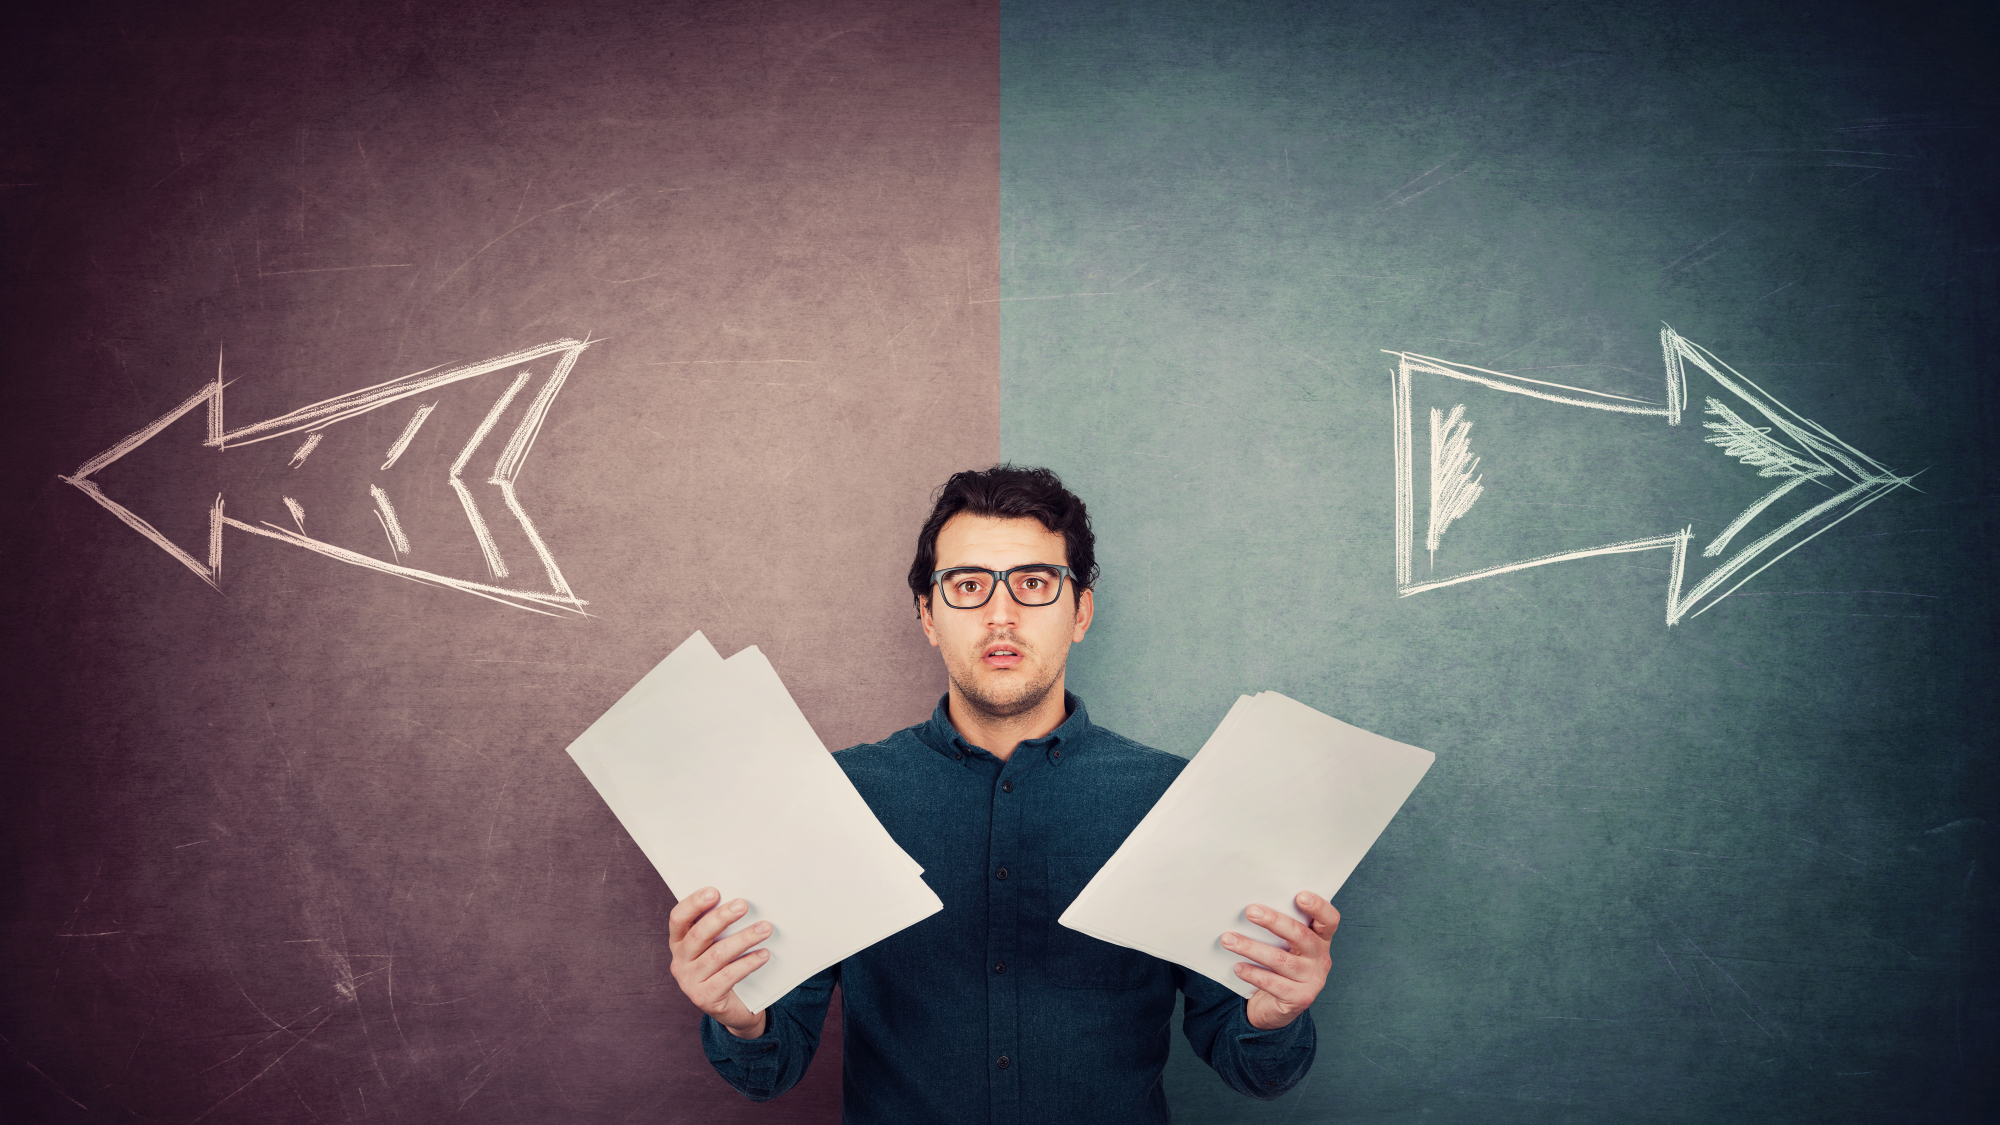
<box><xmin>984</xmin><ymin>583</ymin><xmax>1022</xmax><ymax>625</ymax></box>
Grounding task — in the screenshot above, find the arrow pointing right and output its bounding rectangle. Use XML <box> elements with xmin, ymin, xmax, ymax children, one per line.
<box><xmin>1387</xmin><ymin>327</ymin><xmax>1916</xmax><ymax>626</ymax></box>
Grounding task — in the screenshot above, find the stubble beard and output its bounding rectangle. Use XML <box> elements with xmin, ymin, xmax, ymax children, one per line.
<box><xmin>949</xmin><ymin>639</ymin><xmax>1067</xmax><ymax>722</ymax></box>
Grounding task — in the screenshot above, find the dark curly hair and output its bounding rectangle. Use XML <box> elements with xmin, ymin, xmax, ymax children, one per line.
<box><xmin>907</xmin><ymin>465</ymin><xmax>1097</xmax><ymax>608</ymax></box>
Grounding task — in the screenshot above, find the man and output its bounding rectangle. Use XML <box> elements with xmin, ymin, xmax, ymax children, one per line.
<box><xmin>670</xmin><ymin>466</ymin><xmax>1339</xmax><ymax>1122</ymax></box>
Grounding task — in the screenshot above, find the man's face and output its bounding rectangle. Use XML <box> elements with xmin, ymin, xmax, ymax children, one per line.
<box><xmin>919</xmin><ymin>513</ymin><xmax>1094</xmax><ymax>722</ymax></box>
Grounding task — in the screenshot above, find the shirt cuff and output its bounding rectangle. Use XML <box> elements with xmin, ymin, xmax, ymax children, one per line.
<box><xmin>1233</xmin><ymin>1008</ymin><xmax>1311</xmax><ymax>1050</ymax></box>
<box><xmin>701</xmin><ymin>1014</ymin><xmax>780</xmax><ymax>1067</ymax></box>
<box><xmin>1229</xmin><ymin>1003</ymin><xmax>1316</xmax><ymax>1095</ymax></box>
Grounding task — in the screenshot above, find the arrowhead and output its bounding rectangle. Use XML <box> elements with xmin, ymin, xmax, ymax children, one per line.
<box><xmin>1661</xmin><ymin>328</ymin><xmax>1914</xmax><ymax>624</ymax></box>
<box><xmin>59</xmin><ymin>374</ymin><xmax>228</xmax><ymax>588</ymax></box>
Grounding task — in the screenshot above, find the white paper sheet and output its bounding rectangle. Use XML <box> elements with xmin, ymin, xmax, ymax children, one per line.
<box><xmin>566</xmin><ymin>632</ymin><xmax>940</xmax><ymax>1012</ymax></box>
<box><xmin>565</xmin><ymin>630</ymin><xmax>726</xmax><ymax>819</ymax></box>
<box><xmin>1060</xmin><ymin>692</ymin><xmax>1434</xmax><ymax>997</ymax></box>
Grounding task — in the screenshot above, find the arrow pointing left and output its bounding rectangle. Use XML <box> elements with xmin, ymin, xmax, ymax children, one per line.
<box><xmin>60</xmin><ymin>337</ymin><xmax>595</xmax><ymax>616</ymax></box>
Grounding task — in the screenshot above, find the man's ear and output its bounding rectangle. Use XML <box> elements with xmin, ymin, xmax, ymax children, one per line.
<box><xmin>918</xmin><ymin>596</ymin><xmax>941</xmax><ymax>648</ymax></box>
<box><xmin>1071</xmin><ymin>586</ymin><xmax>1094</xmax><ymax>643</ymax></box>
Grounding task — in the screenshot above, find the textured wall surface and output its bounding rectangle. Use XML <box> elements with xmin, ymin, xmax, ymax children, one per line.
<box><xmin>1002</xmin><ymin>1</ymin><xmax>1994</xmax><ymax>1121</ymax></box>
<box><xmin>1</xmin><ymin>2</ymin><xmax>997</xmax><ymax>1121</ymax></box>
<box><xmin>4</xmin><ymin>0</ymin><xmax>1995</xmax><ymax>1122</ymax></box>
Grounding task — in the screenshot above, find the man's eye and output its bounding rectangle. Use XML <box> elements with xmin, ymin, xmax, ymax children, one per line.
<box><xmin>1019</xmin><ymin>577</ymin><xmax>1045</xmax><ymax>590</ymax></box>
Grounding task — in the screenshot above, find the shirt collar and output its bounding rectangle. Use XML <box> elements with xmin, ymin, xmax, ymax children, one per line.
<box><xmin>921</xmin><ymin>692</ymin><xmax>1090</xmax><ymax>768</ymax></box>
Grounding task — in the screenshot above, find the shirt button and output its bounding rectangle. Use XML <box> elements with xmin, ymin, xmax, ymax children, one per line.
<box><xmin>1052</xmin><ymin>749</ymin><xmax>1062</xmax><ymax>760</ymax></box>
<box><xmin>996</xmin><ymin>1055</ymin><xmax>1011</xmax><ymax>1069</ymax></box>
<box><xmin>994</xmin><ymin>961</ymin><xmax>1006</xmax><ymax>973</ymax></box>
<box><xmin>995</xmin><ymin>866</ymin><xmax>1009</xmax><ymax>881</ymax></box>
<box><xmin>953</xmin><ymin>751</ymin><xmax>963</xmax><ymax>761</ymax></box>
<box><xmin>1001</xmin><ymin>780</ymin><xmax>1013</xmax><ymax>793</ymax></box>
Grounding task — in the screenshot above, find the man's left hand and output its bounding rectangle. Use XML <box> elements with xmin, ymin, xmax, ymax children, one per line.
<box><xmin>1223</xmin><ymin>892</ymin><xmax>1340</xmax><ymax>1031</ymax></box>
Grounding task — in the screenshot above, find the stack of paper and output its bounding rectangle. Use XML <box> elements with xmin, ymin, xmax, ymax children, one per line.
<box><xmin>1060</xmin><ymin>692</ymin><xmax>1434</xmax><ymax>998</ymax></box>
<box><xmin>566</xmin><ymin>631</ymin><xmax>941</xmax><ymax>1013</ymax></box>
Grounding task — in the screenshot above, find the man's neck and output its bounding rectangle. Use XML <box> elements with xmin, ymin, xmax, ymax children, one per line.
<box><xmin>945</xmin><ymin>683</ymin><xmax>1069</xmax><ymax>762</ymax></box>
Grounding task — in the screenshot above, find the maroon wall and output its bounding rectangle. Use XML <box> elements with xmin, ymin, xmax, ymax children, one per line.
<box><xmin>1</xmin><ymin>2</ymin><xmax>998</xmax><ymax>1121</ymax></box>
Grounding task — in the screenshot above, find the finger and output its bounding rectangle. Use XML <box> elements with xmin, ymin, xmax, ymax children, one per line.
<box><xmin>1295</xmin><ymin>891</ymin><xmax>1341</xmax><ymax>936</ymax></box>
<box><xmin>699</xmin><ymin>947</ymin><xmax>773</xmax><ymax>1007</ymax></box>
<box><xmin>694</xmin><ymin>919</ymin><xmax>774</xmax><ymax>978</ymax></box>
<box><xmin>1233</xmin><ymin>961</ymin><xmax>1312</xmax><ymax>1006</ymax></box>
<box><xmin>1244</xmin><ymin>904</ymin><xmax>1322</xmax><ymax>956</ymax></box>
<box><xmin>689</xmin><ymin>945</ymin><xmax>772</xmax><ymax>1014</ymax></box>
<box><xmin>684</xmin><ymin>897</ymin><xmax>751</xmax><ymax>955</ymax></box>
<box><xmin>1220</xmin><ymin>931</ymin><xmax>1307</xmax><ymax>981</ymax></box>
<box><xmin>668</xmin><ymin>887</ymin><xmax>720</xmax><ymax>945</ymax></box>
<box><xmin>712</xmin><ymin>945</ymin><xmax>774</xmax><ymax>990</ymax></box>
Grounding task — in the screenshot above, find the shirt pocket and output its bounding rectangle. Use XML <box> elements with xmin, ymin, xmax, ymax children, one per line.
<box><xmin>1046</xmin><ymin>856</ymin><xmax>1154</xmax><ymax>990</ymax></box>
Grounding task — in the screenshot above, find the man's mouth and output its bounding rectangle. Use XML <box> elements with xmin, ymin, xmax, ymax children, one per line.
<box><xmin>981</xmin><ymin>643</ymin><xmax>1024</xmax><ymax>669</ymax></box>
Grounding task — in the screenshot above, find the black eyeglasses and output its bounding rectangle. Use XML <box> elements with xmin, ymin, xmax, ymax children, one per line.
<box><xmin>930</xmin><ymin>565</ymin><xmax>1074</xmax><ymax>609</ymax></box>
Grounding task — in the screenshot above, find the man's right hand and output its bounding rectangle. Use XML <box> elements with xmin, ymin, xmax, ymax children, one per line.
<box><xmin>668</xmin><ymin>887</ymin><xmax>774</xmax><ymax>1039</ymax></box>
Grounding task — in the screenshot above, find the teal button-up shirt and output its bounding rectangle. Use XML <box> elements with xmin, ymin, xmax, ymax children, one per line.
<box><xmin>701</xmin><ymin>694</ymin><xmax>1316</xmax><ymax>1122</ymax></box>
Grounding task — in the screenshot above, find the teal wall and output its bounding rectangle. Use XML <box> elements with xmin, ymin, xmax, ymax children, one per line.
<box><xmin>1002</xmin><ymin>1</ymin><xmax>1993</xmax><ymax>1119</ymax></box>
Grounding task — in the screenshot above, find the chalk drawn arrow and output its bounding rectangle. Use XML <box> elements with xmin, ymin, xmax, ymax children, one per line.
<box><xmin>1387</xmin><ymin>327</ymin><xmax>1915</xmax><ymax>626</ymax></box>
<box><xmin>60</xmin><ymin>338</ymin><xmax>594</xmax><ymax>616</ymax></box>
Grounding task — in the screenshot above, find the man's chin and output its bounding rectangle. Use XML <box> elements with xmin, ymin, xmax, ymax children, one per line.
<box><xmin>952</xmin><ymin>669</ymin><xmax>1059</xmax><ymax>721</ymax></box>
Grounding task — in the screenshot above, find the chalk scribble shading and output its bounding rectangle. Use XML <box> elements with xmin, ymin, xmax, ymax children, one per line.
<box><xmin>381</xmin><ymin>402</ymin><xmax>437</xmax><ymax>471</ymax></box>
<box><xmin>287</xmin><ymin>432</ymin><xmax>323</xmax><ymax>467</ymax></box>
<box><xmin>1387</xmin><ymin>327</ymin><xmax>1912</xmax><ymax>625</ymax></box>
<box><xmin>451</xmin><ymin>370</ymin><xmax>535</xmax><ymax>580</ymax></box>
<box><xmin>59</xmin><ymin>338</ymin><xmax>595</xmax><ymax>615</ymax></box>
<box><xmin>1698</xmin><ymin>397</ymin><xmax>1831</xmax><ymax>558</ymax></box>
<box><xmin>1426</xmin><ymin>404</ymin><xmax>1483</xmax><ymax>564</ymax></box>
<box><xmin>369</xmin><ymin>484</ymin><xmax>411</xmax><ymax>556</ymax></box>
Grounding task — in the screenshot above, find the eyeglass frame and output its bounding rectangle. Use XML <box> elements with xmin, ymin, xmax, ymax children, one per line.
<box><xmin>928</xmin><ymin>564</ymin><xmax>1076</xmax><ymax>610</ymax></box>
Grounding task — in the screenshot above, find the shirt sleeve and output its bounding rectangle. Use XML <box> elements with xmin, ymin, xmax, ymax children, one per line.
<box><xmin>1175</xmin><ymin>968</ymin><xmax>1317</xmax><ymax>1100</ymax></box>
<box><xmin>699</xmin><ymin>962</ymin><xmax>840</xmax><ymax>1101</ymax></box>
